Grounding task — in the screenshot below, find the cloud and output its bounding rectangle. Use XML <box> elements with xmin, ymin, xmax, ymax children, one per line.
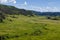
<box><xmin>30</xmin><ymin>6</ymin><xmax>60</xmax><ymax>12</ymax></box>
<box><xmin>24</xmin><ymin>1</ymin><xmax>27</xmax><ymax>5</ymax></box>
<box><xmin>13</xmin><ymin>0</ymin><xmax>16</xmax><ymax>4</ymax></box>
<box><xmin>0</xmin><ymin>0</ymin><xmax>16</xmax><ymax>4</ymax></box>
<box><xmin>16</xmin><ymin>1</ymin><xmax>27</xmax><ymax>6</ymax></box>
<box><xmin>0</xmin><ymin>0</ymin><xmax>7</xmax><ymax>3</ymax></box>
<box><xmin>8</xmin><ymin>0</ymin><xmax>16</xmax><ymax>4</ymax></box>
<box><xmin>15</xmin><ymin>4</ymin><xmax>60</xmax><ymax>12</ymax></box>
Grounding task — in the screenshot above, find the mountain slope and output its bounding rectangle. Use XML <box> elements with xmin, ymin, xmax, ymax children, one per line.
<box><xmin>0</xmin><ymin>4</ymin><xmax>60</xmax><ymax>16</ymax></box>
<box><xmin>0</xmin><ymin>4</ymin><xmax>34</xmax><ymax>16</ymax></box>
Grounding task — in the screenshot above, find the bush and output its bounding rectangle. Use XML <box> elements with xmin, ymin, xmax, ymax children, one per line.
<box><xmin>47</xmin><ymin>16</ymin><xmax>51</xmax><ymax>19</ymax></box>
<box><xmin>9</xmin><ymin>19</ymin><xmax>13</xmax><ymax>22</ymax></box>
<box><xmin>52</xmin><ymin>18</ymin><xmax>59</xmax><ymax>20</ymax></box>
<box><xmin>0</xmin><ymin>18</ymin><xmax>3</xmax><ymax>23</ymax></box>
<box><xmin>11</xmin><ymin>16</ymin><xmax>17</xmax><ymax>18</ymax></box>
<box><xmin>31</xmin><ymin>30</ymin><xmax>42</xmax><ymax>36</ymax></box>
<box><xmin>0</xmin><ymin>12</ymin><xmax>6</xmax><ymax>23</ymax></box>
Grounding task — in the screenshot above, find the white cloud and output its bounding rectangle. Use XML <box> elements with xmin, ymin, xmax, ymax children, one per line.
<box><xmin>13</xmin><ymin>1</ymin><xmax>16</xmax><ymax>4</ymax></box>
<box><xmin>0</xmin><ymin>0</ymin><xmax>7</xmax><ymax>3</ymax></box>
<box><xmin>16</xmin><ymin>1</ymin><xmax>27</xmax><ymax>6</ymax></box>
<box><xmin>24</xmin><ymin>1</ymin><xmax>27</xmax><ymax>5</ymax></box>
<box><xmin>15</xmin><ymin>4</ymin><xmax>60</xmax><ymax>12</ymax></box>
<box><xmin>0</xmin><ymin>0</ymin><xmax>16</xmax><ymax>4</ymax></box>
<box><xmin>8</xmin><ymin>0</ymin><xmax>16</xmax><ymax>4</ymax></box>
<box><xmin>30</xmin><ymin>6</ymin><xmax>60</xmax><ymax>12</ymax></box>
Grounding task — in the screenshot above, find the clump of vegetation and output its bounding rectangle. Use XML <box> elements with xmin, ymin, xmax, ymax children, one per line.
<box><xmin>47</xmin><ymin>16</ymin><xmax>51</xmax><ymax>19</ymax></box>
<box><xmin>0</xmin><ymin>34</ymin><xmax>20</xmax><ymax>40</ymax></box>
<box><xmin>47</xmin><ymin>16</ymin><xmax>60</xmax><ymax>20</ymax></box>
<box><xmin>52</xmin><ymin>17</ymin><xmax>59</xmax><ymax>20</ymax></box>
<box><xmin>31</xmin><ymin>30</ymin><xmax>42</xmax><ymax>36</ymax></box>
<box><xmin>0</xmin><ymin>12</ymin><xmax>6</xmax><ymax>23</ymax></box>
<box><xmin>9</xmin><ymin>19</ymin><xmax>13</xmax><ymax>22</ymax></box>
<box><xmin>11</xmin><ymin>16</ymin><xmax>18</xmax><ymax>18</ymax></box>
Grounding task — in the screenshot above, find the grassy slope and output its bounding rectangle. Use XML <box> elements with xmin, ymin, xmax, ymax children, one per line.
<box><xmin>0</xmin><ymin>15</ymin><xmax>60</xmax><ymax>40</ymax></box>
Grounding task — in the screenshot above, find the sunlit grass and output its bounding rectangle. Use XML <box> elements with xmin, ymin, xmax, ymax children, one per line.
<box><xmin>0</xmin><ymin>15</ymin><xmax>60</xmax><ymax>40</ymax></box>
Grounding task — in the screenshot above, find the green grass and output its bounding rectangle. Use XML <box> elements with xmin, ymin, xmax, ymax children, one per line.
<box><xmin>0</xmin><ymin>15</ymin><xmax>60</xmax><ymax>40</ymax></box>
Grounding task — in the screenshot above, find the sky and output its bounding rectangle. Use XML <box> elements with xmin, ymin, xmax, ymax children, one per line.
<box><xmin>0</xmin><ymin>0</ymin><xmax>60</xmax><ymax>12</ymax></box>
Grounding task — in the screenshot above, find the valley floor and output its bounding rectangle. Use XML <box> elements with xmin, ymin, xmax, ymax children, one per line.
<box><xmin>0</xmin><ymin>15</ymin><xmax>60</xmax><ymax>40</ymax></box>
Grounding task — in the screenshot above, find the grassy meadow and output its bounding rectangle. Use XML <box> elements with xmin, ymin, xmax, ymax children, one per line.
<box><xmin>0</xmin><ymin>15</ymin><xmax>60</xmax><ymax>40</ymax></box>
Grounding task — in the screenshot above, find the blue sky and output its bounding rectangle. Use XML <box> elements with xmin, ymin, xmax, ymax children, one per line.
<box><xmin>0</xmin><ymin>0</ymin><xmax>60</xmax><ymax>12</ymax></box>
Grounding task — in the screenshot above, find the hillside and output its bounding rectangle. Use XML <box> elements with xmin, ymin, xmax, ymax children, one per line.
<box><xmin>0</xmin><ymin>4</ymin><xmax>60</xmax><ymax>40</ymax></box>
<box><xmin>32</xmin><ymin>11</ymin><xmax>60</xmax><ymax>16</ymax></box>
<box><xmin>0</xmin><ymin>4</ymin><xmax>34</xmax><ymax>16</ymax></box>
<box><xmin>1</xmin><ymin>4</ymin><xmax>60</xmax><ymax>16</ymax></box>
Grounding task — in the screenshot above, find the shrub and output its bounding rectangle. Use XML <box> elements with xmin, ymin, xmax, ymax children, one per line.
<box><xmin>0</xmin><ymin>18</ymin><xmax>3</xmax><ymax>23</ymax></box>
<box><xmin>47</xmin><ymin>16</ymin><xmax>51</xmax><ymax>19</ymax></box>
<box><xmin>31</xmin><ymin>30</ymin><xmax>42</xmax><ymax>36</ymax></box>
<box><xmin>11</xmin><ymin>16</ymin><xmax>17</xmax><ymax>18</ymax></box>
<box><xmin>9</xmin><ymin>19</ymin><xmax>13</xmax><ymax>22</ymax></box>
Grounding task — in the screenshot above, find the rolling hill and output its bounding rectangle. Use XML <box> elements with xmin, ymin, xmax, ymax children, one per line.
<box><xmin>0</xmin><ymin>4</ymin><xmax>60</xmax><ymax>40</ymax></box>
<box><xmin>0</xmin><ymin>4</ymin><xmax>34</xmax><ymax>16</ymax></box>
<box><xmin>0</xmin><ymin>4</ymin><xmax>60</xmax><ymax>16</ymax></box>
